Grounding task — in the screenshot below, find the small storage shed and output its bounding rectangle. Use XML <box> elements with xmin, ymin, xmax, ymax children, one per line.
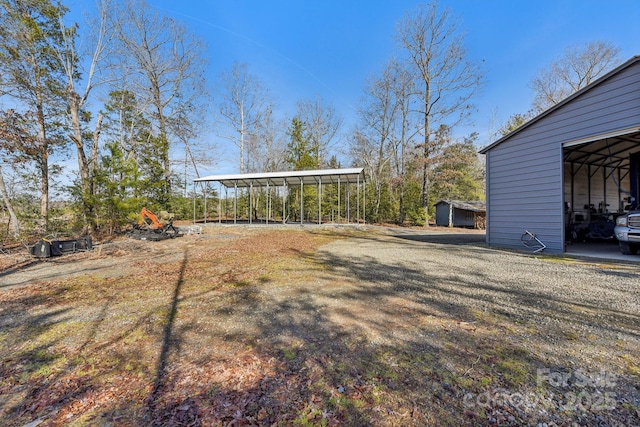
<box><xmin>435</xmin><ymin>200</ymin><xmax>486</xmax><ymax>228</ymax></box>
<box><xmin>480</xmin><ymin>55</ymin><xmax>640</xmax><ymax>253</ymax></box>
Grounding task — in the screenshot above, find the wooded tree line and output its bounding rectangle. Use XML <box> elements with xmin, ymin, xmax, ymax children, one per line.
<box><xmin>0</xmin><ymin>0</ymin><xmax>209</xmax><ymax>237</ymax></box>
<box><xmin>0</xmin><ymin>0</ymin><xmax>623</xmax><ymax>239</ymax></box>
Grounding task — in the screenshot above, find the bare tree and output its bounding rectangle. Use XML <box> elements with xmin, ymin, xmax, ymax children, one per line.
<box><xmin>353</xmin><ymin>60</ymin><xmax>400</xmax><ymax>222</ymax></box>
<box><xmin>217</xmin><ymin>62</ymin><xmax>272</xmax><ymax>173</ymax></box>
<box><xmin>56</xmin><ymin>0</ymin><xmax>112</xmax><ymax>232</ymax></box>
<box><xmin>388</xmin><ymin>59</ymin><xmax>417</xmax><ymax>224</ymax></box>
<box><xmin>397</xmin><ymin>1</ymin><xmax>482</xmax><ymax>223</ymax></box>
<box><xmin>0</xmin><ymin>164</ymin><xmax>19</xmax><ymax>237</ymax></box>
<box><xmin>296</xmin><ymin>96</ymin><xmax>342</xmax><ymax>168</ymax></box>
<box><xmin>352</xmin><ymin>57</ymin><xmax>422</xmax><ymax>223</ymax></box>
<box><xmin>172</xmin><ymin>109</ymin><xmax>216</xmax><ymax>196</ymax></box>
<box><xmin>530</xmin><ymin>40</ymin><xmax>622</xmax><ymax>112</ymax></box>
<box><xmin>248</xmin><ymin>107</ymin><xmax>286</xmax><ymax>173</ymax></box>
<box><xmin>112</xmin><ymin>0</ymin><xmax>208</xmax><ymax>198</ymax></box>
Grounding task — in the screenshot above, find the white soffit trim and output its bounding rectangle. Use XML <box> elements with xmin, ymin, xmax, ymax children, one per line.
<box><xmin>562</xmin><ymin>126</ymin><xmax>640</xmax><ymax>148</ymax></box>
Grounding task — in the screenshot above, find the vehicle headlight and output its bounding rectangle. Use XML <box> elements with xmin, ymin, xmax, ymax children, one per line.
<box><xmin>616</xmin><ymin>215</ymin><xmax>628</xmax><ymax>226</ymax></box>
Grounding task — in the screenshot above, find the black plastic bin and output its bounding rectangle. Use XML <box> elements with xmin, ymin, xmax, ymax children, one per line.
<box><xmin>30</xmin><ymin>236</ymin><xmax>93</xmax><ymax>258</ymax></box>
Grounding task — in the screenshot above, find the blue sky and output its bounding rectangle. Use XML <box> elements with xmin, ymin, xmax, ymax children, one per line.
<box><xmin>70</xmin><ymin>0</ymin><xmax>640</xmax><ymax>174</ymax></box>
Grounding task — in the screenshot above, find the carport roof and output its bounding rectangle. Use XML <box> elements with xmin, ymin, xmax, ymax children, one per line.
<box><xmin>194</xmin><ymin>168</ymin><xmax>365</xmax><ymax>188</ymax></box>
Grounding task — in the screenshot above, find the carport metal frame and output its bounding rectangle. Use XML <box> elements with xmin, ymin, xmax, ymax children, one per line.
<box><xmin>563</xmin><ymin>128</ymin><xmax>640</xmax><ymax>212</ymax></box>
<box><xmin>193</xmin><ymin>168</ymin><xmax>366</xmax><ymax>225</ymax></box>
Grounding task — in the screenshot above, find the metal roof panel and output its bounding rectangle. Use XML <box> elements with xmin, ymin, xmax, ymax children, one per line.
<box><xmin>194</xmin><ymin>168</ymin><xmax>365</xmax><ymax>188</ymax></box>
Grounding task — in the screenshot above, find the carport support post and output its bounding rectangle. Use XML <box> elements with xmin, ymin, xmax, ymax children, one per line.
<box><xmin>318</xmin><ymin>177</ymin><xmax>322</xmax><ymax>224</ymax></box>
<box><xmin>283</xmin><ymin>182</ymin><xmax>287</xmax><ymax>224</ymax></box>
<box><xmin>618</xmin><ymin>168</ymin><xmax>623</xmax><ymax>209</ymax></box>
<box><xmin>249</xmin><ymin>182</ymin><xmax>253</xmax><ymax>225</ymax></box>
<box><xmin>300</xmin><ymin>177</ymin><xmax>304</xmax><ymax>224</ymax></box>
<box><xmin>266</xmin><ymin>181</ymin><xmax>270</xmax><ymax>225</ymax></box>
<box><xmin>192</xmin><ymin>181</ymin><xmax>197</xmax><ymax>224</ymax></box>
<box><xmin>603</xmin><ymin>166</ymin><xmax>608</xmax><ymax>213</ymax></box>
<box><xmin>587</xmin><ymin>164</ymin><xmax>592</xmax><ymax>210</ymax></box>
<box><xmin>363</xmin><ymin>182</ymin><xmax>366</xmax><ymax>224</ymax></box>
<box><xmin>357</xmin><ymin>174</ymin><xmax>360</xmax><ymax>224</ymax></box>
<box><xmin>234</xmin><ymin>181</ymin><xmax>238</xmax><ymax>225</ymax></box>
<box><xmin>204</xmin><ymin>182</ymin><xmax>208</xmax><ymax>224</ymax></box>
<box><xmin>347</xmin><ymin>188</ymin><xmax>350</xmax><ymax>223</ymax></box>
<box><xmin>218</xmin><ymin>182</ymin><xmax>222</xmax><ymax>224</ymax></box>
<box><xmin>337</xmin><ymin>177</ymin><xmax>341</xmax><ymax>223</ymax></box>
<box><xmin>570</xmin><ymin>163</ymin><xmax>575</xmax><ymax>210</ymax></box>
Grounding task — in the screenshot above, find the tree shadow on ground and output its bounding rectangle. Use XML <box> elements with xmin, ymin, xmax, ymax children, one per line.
<box><xmin>390</xmin><ymin>231</ymin><xmax>487</xmax><ymax>246</ymax></box>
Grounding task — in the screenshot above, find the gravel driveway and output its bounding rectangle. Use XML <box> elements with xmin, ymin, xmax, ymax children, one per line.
<box><xmin>317</xmin><ymin>226</ymin><xmax>639</xmax><ymax>358</ymax></box>
<box><xmin>312</xmin><ymin>226</ymin><xmax>640</xmax><ymax>424</ymax></box>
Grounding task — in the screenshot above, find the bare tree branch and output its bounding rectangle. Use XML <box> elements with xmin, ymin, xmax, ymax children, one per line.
<box><xmin>112</xmin><ymin>0</ymin><xmax>208</xmax><ymax>196</ymax></box>
<box><xmin>296</xmin><ymin>96</ymin><xmax>342</xmax><ymax>168</ymax></box>
<box><xmin>396</xmin><ymin>1</ymin><xmax>483</xmax><ymax>219</ymax></box>
<box><xmin>217</xmin><ymin>62</ymin><xmax>272</xmax><ymax>173</ymax></box>
<box><xmin>530</xmin><ymin>40</ymin><xmax>622</xmax><ymax>112</ymax></box>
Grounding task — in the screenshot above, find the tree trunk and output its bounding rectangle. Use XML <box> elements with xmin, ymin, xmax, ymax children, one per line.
<box><xmin>91</xmin><ymin>114</ymin><xmax>103</xmax><ymax>197</ymax></box>
<box><xmin>152</xmin><ymin>78</ymin><xmax>171</xmax><ymax>199</ymax></box>
<box><xmin>0</xmin><ymin>165</ymin><xmax>20</xmax><ymax>237</ymax></box>
<box><xmin>421</xmin><ymin>97</ymin><xmax>430</xmax><ymax>227</ymax></box>
<box><xmin>398</xmin><ymin>182</ymin><xmax>405</xmax><ymax>224</ymax></box>
<box><xmin>239</xmin><ymin>108</ymin><xmax>245</xmax><ymax>174</ymax></box>
<box><xmin>69</xmin><ymin>88</ymin><xmax>96</xmax><ymax>233</ymax></box>
<box><xmin>39</xmin><ymin>151</ymin><xmax>49</xmax><ymax>226</ymax></box>
<box><xmin>158</xmin><ymin>114</ymin><xmax>172</xmax><ymax>198</ymax></box>
<box><xmin>36</xmin><ymin>104</ymin><xmax>49</xmax><ymax>226</ymax></box>
<box><xmin>32</xmin><ymin>53</ymin><xmax>49</xmax><ymax>225</ymax></box>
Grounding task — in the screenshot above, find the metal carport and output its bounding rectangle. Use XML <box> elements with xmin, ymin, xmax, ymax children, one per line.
<box><xmin>193</xmin><ymin>168</ymin><xmax>366</xmax><ymax>225</ymax></box>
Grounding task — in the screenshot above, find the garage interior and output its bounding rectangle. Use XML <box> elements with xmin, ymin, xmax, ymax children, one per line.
<box><xmin>563</xmin><ymin>129</ymin><xmax>640</xmax><ymax>257</ymax></box>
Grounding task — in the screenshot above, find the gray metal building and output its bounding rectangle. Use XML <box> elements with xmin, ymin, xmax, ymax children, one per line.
<box><xmin>480</xmin><ymin>56</ymin><xmax>640</xmax><ymax>253</ymax></box>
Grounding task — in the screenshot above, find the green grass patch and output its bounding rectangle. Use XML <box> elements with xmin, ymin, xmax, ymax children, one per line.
<box><xmin>496</xmin><ymin>357</ymin><xmax>530</xmax><ymax>387</ymax></box>
<box><xmin>21</xmin><ymin>349</ymin><xmax>68</xmax><ymax>381</ymax></box>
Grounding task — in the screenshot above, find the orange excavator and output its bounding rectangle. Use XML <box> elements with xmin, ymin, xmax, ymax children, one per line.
<box><xmin>128</xmin><ymin>207</ymin><xmax>182</xmax><ymax>241</ymax></box>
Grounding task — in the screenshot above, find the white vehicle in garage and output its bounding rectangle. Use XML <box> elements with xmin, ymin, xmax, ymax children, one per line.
<box><xmin>615</xmin><ymin>209</ymin><xmax>640</xmax><ymax>255</ymax></box>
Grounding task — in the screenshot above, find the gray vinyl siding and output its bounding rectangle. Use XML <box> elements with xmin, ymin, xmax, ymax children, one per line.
<box><xmin>484</xmin><ymin>59</ymin><xmax>640</xmax><ymax>253</ymax></box>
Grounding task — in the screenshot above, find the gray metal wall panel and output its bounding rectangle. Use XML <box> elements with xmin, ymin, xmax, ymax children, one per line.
<box><xmin>454</xmin><ymin>208</ymin><xmax>476</xmax><ymax>227</ymax></box>
<box><xmin>564</xmin><ymin>164</ymin><xmax>630</xmax><ymax>213</ymax></box>
<box><xmin>435</xmin><ymin>203</ymin><xmax>476</xmax><ymax>227</ymax></box>
<box><xmin>487</xmin><ymin>139</ymin><xmax>564</xmax><ymax>252</ymax></box>
<box><xmin>435</xmin><ymin>203</ymin><xmax>480</xmax><ymax>227</ymax></box>
<box><xmin>485</xmin><ymin>61</ymin><xmax>640</xmax><ymax>253</ymax></box>
<box><xmin>435</xmin><ymin>204</ymin><xmax>449</xmax><ymax>226</ymax></box>
<box><xmin>486</xmin><ymin>152</ymin><xmax>492</xmax><ymax>246</ymax></box>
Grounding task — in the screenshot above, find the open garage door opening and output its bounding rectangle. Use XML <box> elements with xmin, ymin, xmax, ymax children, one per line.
<box><xmin>563</xmin><ymin>129</ymin><xmax>640</xmax><ymax>256</ymax></box>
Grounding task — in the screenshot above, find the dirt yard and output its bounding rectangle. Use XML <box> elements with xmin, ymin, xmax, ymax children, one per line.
<box><xmin>0</xmin><ymin>225</ymin><xmax>639</xmax><ymax>426</ymax></box>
